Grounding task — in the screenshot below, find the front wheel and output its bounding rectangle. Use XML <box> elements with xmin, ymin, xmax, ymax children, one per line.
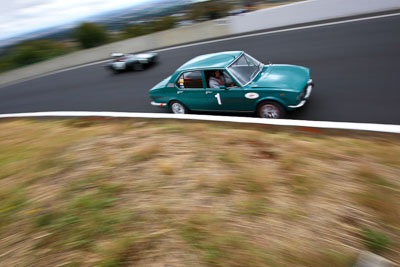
<box><xmin>170</xmin><ymin>101</ymin><xmax>188</xmax><ymax>114</ymax></box>
<box><xmin>257</xmin><ymin>101</ymin><xmax>285</xmax><ymax>119</ymax></box>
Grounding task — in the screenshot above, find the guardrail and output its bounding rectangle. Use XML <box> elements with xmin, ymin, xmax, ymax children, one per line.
<box><xmin>0</xmin><ymin>0</ymin><xmax>399</xmax><ymax>87</ymax></box>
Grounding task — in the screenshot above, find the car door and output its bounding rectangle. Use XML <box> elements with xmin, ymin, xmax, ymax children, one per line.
<box><xmin>175</xmin><ymin>71</ymin><xmax>211</xmax><ymax>110</ymax></box>
<box><xmin>205</xmin><ymin>70</ymin><xmax>254</xmax><ymax>112</ymax></box>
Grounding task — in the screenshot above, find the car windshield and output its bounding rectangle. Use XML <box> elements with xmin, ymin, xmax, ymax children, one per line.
<box><xmin>227</xmin><ymin>53</ymin><xmax>261</xmax><ymax>85</ymax></box>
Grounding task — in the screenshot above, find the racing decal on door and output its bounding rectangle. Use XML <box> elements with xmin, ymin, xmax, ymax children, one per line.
<box><xmin>244</xmin><ymin>92</ymin><xmax>259</xmax><ymax>99</ymax></box>
<box><xmin>215</xmin><ymin>93</ymin><xmax>222</xmax><ymax>105</ymax></box>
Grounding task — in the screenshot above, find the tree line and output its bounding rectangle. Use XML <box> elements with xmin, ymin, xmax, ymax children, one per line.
<box><xmin>0</xmin><ymin>17</ymin><xmax>179</xmax><ymax>73</ymax></box>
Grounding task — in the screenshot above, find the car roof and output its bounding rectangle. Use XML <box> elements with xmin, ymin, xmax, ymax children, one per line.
<box><xmin>177</xmin><ymin>51</ymin><xmax>243</xmax><ymax>71</ymax></box>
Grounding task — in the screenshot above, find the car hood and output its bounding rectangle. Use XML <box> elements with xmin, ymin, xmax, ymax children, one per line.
<box><xmin>250</xmin><ymin>64</ymin><xmax>310</xmax><ymax>92</ymax></box>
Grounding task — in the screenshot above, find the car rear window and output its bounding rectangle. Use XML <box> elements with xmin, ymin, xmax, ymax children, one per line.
<box><xmin>176</xmin><ymin>71</ymin><xmax>203</xmax><ymax>89</ymax></box>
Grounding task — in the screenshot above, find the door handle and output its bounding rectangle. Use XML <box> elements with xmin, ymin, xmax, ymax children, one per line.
<box><xmin>177</xmin><ymin>91</ymin><xmax>183</xmax><ymax>94</ymax></box>
<box><xmin>205</xmin><ymin>91</ymin><xmax>212</xmax><ymax>94</ymax></box>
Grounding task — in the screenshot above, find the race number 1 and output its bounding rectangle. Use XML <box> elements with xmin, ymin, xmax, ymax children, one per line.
<box><xmin>215</xmin><ymin>93</ymin><xmax>222</xmax><ymax>105</ymax></box>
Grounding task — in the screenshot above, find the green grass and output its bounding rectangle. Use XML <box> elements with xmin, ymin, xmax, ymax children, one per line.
<box><xmin>238</xmin><ymin>196</ymin><xmax>268</xmax><ymax>216</ymax></box>
<box><xmin>354</xmin><ymin>174</ymin><xmax>400</xmax><ymax>227</ymax></box>
<box><xmin>289</xmin><ymin>174</ymin><xmax>317</xmax><ymax>195</ymax></box>
<box><xmin>64</xmin><ymin>118</ymin><xmax>97</xmax><ymax>128</ymax></box>
<box><xmin>213</xmin><ymin>175</ymin><xmax>235</xmax><ymax>195</ymax></box>
<box><xmin>237</xmin><ymin>166</ymin><xmax>271</xmax><ymax>194</ymax></box>
<box><xmin>280</xmin><ymin>153</ymin><xmax>304</xmax><ymax>171</ymax></box>
<box><xmin>284</xmin><ymin>208</ymin><xmax>307</xmax><ymax>220</ymax></box>
<box><xmin>98</xmin><ymin>236</ymin><xmax>138</xmax><ymax>267</ymax></box>
<box><xmin>159</xmin><ymin>123</ymin><xmax>186</xmax><ymax>133</ymax></box>
<box><xmin>34</xmin><ymin>176</ymin><xmax>128</xmax><ymax>251</ymax></box>
<box><xmin>361</xmin><ymin>228</ymin><xmax>392</xmax><ymax>254</ymax></box>
<box><xmin>180</xmin><ymin>213</ymin><xmax>270</xmax><ymax>266</ymax></box>
<box><xmin>357</xmin><ymin>167</ymin><xmax>396</xmax><ymax>188</ymax></box>
<box><xmin>282</xmin><ymin>248</ymin><xmax>356</xmax><ymax>267</ymax></box>
<box><xmin>218</xmin><ymin>151</ymin><xmax>243</xmax><ymax>165</ymax></box>
<box><xmin>0</xmin><ymin>146</ymin><xmax>33</xmax><ymax>179</ymax></box>
<box><xmin>0</xmin><ymin>186</ymin><xmax>28</xmax><ymax>229</ymax></box>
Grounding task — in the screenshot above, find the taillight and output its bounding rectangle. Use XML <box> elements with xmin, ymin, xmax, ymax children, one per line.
<box><xmin>115</xmin><ymin>57</ymin><xmax>125</xmax><ymax>62</ymax></box>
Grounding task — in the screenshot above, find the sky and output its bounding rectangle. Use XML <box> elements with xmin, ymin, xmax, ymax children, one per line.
<box><xmin>0</xmin><ymin>0</ymin><xmax>152</xmax><ymax>41</ymax></box>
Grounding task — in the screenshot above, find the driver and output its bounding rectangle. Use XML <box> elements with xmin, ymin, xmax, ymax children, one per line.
<box><xmin>209</xmin><ymin>70</ymin><xmax>224</xmax><ymax>89</ymax></box>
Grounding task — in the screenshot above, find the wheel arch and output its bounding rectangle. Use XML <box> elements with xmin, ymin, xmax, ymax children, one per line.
<box><xmin>255</xmin><ymin>97</ymin><xmax>287</xmax><ymax>111</ymax></box>
<box><xmin>167</xmin><ymin>98</ymin><xmax>190</xmax><ymax>110</ymax></box>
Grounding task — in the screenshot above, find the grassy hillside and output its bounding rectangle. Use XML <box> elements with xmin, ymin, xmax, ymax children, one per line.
<box><xmin>0</xmin><ymin>118</ymin><xmax>399</xmax><ymax>266</ymax></box>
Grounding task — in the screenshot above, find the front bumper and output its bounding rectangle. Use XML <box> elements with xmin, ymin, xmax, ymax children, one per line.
<box><xmin>288</xmin><ymin>79</ymin><xmax>313</xmax><ymax>109</ymax></box>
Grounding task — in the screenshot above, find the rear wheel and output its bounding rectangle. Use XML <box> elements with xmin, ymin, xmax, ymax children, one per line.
<box><xmin>170</xmin><ymin>101</ymin><xmax>188</xmax><ymax>114</ymax></box>
<box><xmin>257</xmin><ymin>101</ymin><xmax>285</xmax><ymax>119</ymax></box>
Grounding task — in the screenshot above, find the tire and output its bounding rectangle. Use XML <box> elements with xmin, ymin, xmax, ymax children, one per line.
<box><xmin>169</xmin><ymin>101</ymin><xmax>188</xmax><ymax>114</ymax></box>
<box><xmin>257</xmin><ymin>100</ymin><xmax>286</xmax><ymax>119</ymax></box>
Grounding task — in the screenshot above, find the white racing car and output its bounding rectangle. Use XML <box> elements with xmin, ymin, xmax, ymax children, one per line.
<box><xmin>106</xmin><ymin>52</ymin><xmax>158</xmax><ymax>74</ymax></box>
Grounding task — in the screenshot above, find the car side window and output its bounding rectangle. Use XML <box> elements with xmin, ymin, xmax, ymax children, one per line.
<box><xmin>176</xmin><ymin>71</ymin><xmax>204</xmax><ymax>89</ymax></box>
<box><xmin>205</xmin><ymin>70</ymin><xmax>224</xmax><ymax>88</ymax></box>
<box><xmin>205</xmin><ymin>70</ymin><xmax>239</xmax><ymax>88</ymax></box>
<box><xmin>223</xmin><ymin>72</ymin><xmax>239</xmax><ymax>88</ymax></box>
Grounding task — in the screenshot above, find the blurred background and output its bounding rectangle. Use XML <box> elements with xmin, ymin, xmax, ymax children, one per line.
<box><xmin>0</xmin><ymin>0</ymin><xmax>298</xmax><ymax>73</ymax></box>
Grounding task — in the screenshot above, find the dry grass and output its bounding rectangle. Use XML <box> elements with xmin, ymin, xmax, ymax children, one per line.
<box><xmin>354</xmin><ymin>167</ymin><xmax>400</xmax><ymax>228</ymax></box>
<box><xmin>0</xmin><ymin>118</ymin><xmax>399</xmax><ymax>267</ymax></box>
<box><xmin>218</xmin><ymin>150</ymin><xmax>243</xmax><ymax>165</ymax></box>
<box><xmin>157</xmin><ymin>160</ymin><xmax>175</xmax><ymax>176</ymax></box>
<box><xmin>130</xmin><ymin>144</ymin><xmax>161</xmax><ymax>162</ymax></box>
<box><xmin>237</xmin><ymin>195</ymin><xmax>268</xmax><ymax>216</ymax></box>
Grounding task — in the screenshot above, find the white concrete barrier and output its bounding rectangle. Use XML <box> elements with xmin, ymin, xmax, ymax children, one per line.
<box><xmin>0</xmin><ymin>0</ymin><xmax>399</xmax><ymax>87</ymax></box>
<box><xmin>1</xmin><ymin>111</ymin><xmax>400</xmax><ymax>134</ymax></box>
<box><xmin>228</xmin><ymin>0</ymin><xmax>400</xmax><ymax>34</ymax></box>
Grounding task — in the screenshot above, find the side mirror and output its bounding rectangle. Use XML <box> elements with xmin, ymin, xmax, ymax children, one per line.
<box><xmin>219</xmin><ymin>85</ymin><xmax>226</xmax><ymax>89</ymax></box>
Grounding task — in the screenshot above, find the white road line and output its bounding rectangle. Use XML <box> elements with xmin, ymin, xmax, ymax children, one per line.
<box><xmin>1</xmin><ymin>10</ymin><xmax>400</xmax><ymax>89</ymax></box>
<box><xmin>0</xmin><ymin>112</ymin><xmax>399</xmax><ymax>133</ymax></box>
<box><xmin>45</xmin><ymin>59</ymin><xmax>111</xmax><ymax>74</ymax></box>
<box><xmin>0</xmin><ymin>59</ymin><xmax>111</xmax><ymax>89</ymax></box>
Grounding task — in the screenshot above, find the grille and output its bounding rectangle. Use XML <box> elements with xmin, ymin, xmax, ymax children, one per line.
<box><xmin>298</xmin><ymin>87</ymin><xmax>306</xmax><ymax>100</ymax></box>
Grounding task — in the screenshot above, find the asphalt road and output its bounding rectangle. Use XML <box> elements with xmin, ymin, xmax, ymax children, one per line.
<box><xmin>1</xmin><ymin>14</ymin><xmax>400</xmax><ymax>124</ymax></box>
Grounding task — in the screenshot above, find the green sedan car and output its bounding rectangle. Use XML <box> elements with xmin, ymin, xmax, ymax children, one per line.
<box><xmin>149</xmin><ymin>51</ymin><xmax>313</xmax><ymax>119</ymax></box>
